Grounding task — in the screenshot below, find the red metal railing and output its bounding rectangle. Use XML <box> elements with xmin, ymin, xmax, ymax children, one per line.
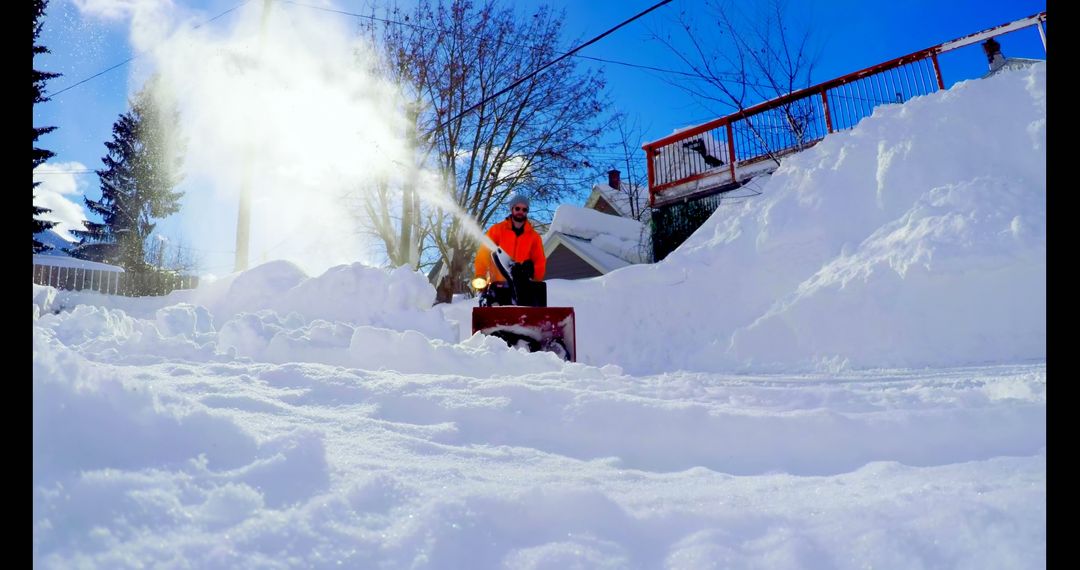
<box><xmin>643</xmin><ymin>11</ymin><xmax>1047</xmax><ymax>207</ymax></box>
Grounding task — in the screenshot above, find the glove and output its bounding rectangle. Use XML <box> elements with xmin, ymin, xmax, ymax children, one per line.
<box><xmin>517</xmin><ymin>260</ymin><xmax>535</xmax><ymax>280</ymax></box>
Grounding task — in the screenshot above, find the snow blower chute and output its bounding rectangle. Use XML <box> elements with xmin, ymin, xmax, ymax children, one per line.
<box><xmin>471</xmin><ymin>247</ymin><xmax>576</xmax><ymax>361</ymax></box>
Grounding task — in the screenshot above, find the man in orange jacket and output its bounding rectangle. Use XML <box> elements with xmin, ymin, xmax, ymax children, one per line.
<box><xmin>475</xmin><ymin>194</ymin><xmax>546</xmax><ymax>285</ymax></box>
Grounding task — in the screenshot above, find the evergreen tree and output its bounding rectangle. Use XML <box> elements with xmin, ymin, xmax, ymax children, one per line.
<box><xmin>33</xmin><ymin>0</ymin><xmax>60</xmax><ymax>253</ymax></box>
<box><xmin>71</xmin><ymin>77</ymin><xmax>185</xmax><ymax>273</ymax></box>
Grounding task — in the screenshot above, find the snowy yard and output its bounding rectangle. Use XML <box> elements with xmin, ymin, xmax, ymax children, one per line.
<box><xmin>34</xmin><ymin>63</ymin><xmax>1045</xmax><ymax>567</ymax></box>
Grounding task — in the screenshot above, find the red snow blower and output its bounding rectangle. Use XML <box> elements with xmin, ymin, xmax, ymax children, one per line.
<box><xmin>471</xmin><ymin>247</ymin><xmax>576</xmax><ymax>361</ymax></box>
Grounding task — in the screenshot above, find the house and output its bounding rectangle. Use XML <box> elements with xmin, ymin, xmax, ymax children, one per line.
<box><xmin>543</xmin><ymin>170</ymin><xmax>652</xmax><ymax>281</ymax></box>
<box><xmin>583</xmin><ymin>169</ymin><xmax>651</xmax><ymax>225</ymax></box>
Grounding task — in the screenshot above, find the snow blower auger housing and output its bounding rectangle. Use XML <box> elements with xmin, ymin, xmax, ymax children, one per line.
<box><xmin>471</xmin><ymin>247</ymin><xmax>576</xmax><ymax>362</ymax></box>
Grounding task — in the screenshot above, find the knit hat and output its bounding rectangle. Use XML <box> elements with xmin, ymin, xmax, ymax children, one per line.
<box><xmin>508</xmin><ymin>194</ymin><xmax>530</xmax><ymax>210</ymax></box>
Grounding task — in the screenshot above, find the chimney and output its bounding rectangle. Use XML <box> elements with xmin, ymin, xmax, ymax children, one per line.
<box><xmin>607</xmin><ymin>169</ymin><xmax>621</xmax><ymax>190</ymax></box>
<box><xmin>982</xmin><ymin>38</ymin><xmax>1006</xmax><ymax>73</ymax></box>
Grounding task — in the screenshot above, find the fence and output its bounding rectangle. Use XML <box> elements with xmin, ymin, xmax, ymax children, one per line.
<box><xmin>642</xmin><ymin>11</ymin><xmax>1047</xmax><ymax>208</ymax></box>
<box><xmin>650</xmin><ymin>193</ymin><xmax>726</xmax><ymax>262</ymax></box>
<box><xmin>32</xmin><ymin>262</ymin><xmax>199</xmax><ymax>297</ymax></box>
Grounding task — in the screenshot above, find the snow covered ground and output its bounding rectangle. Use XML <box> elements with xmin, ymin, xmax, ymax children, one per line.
<box><xmin>33</xmin><ymin>64</ymin><xmax>1045</xmax><ymax>567</ymax></box>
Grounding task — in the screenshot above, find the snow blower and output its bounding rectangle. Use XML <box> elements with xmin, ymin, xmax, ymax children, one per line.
<box><xmin>471</xmin><ymin>247</ymin><xmax>576</xmax><ymax>361</ymax></box>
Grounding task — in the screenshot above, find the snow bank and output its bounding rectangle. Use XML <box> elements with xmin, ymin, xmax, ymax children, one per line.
<box><xmin>551</xmin><ymin>62</ymin><xmax>1046</xmax><ymax>373</ymax></box>
<box><xmin>34</xmin><ymin>261</ymin><xmax>573</xmax><ymax>376</ymax></box>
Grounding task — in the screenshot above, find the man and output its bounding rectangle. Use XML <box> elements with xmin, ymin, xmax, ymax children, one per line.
<box><xmin>474</xmin><ymin>194</ymin><xmax>546</xmax><ymax>285</ymax></box>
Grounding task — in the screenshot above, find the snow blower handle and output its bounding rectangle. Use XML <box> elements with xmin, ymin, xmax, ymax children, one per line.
<box><xmin>515</xmin><ymin>260</ymin><xmax>535</xmax><ymax>281</ymax></box>
<box><xmin>492</xmin><ymin>247</ymin><xmax>515</xmax><ymax>281</ymax></box>
<box><xmin>491</xmin><ymin>247</ymin><xmax>519</xmax><ymax>305</ymax></box>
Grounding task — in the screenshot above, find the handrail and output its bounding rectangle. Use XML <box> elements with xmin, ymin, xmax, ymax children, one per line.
<box><xmin>643</xmin><ymin>11</ymin><xmax>1047</xmax><ymax>207</ymax></box>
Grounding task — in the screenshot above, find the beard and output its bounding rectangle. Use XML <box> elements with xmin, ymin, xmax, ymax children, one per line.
<box><xmin>512</xmin><ymin>212</ymin><xmax>527</xmax><ymax>223</ymax></box>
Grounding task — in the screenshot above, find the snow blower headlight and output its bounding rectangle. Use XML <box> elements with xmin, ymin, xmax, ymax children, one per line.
<box><xmin>471</xmin><ymin>277</ymin><xmax>488</xmax><ymax>290</ymax></box>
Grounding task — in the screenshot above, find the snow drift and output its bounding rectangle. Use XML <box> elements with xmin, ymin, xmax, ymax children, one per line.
<box><xmin>551</xmin><ymin>62</ymin><xmax>1046</xmax><ymax>373</ymax></box>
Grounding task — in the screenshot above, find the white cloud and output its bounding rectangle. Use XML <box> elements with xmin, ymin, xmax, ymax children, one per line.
<box><xmin>73</xmin><ymin>0</ymin><xmax>176</xmax><ymax>52</ymax></box>
<box><xmin>498</xmin><ymin>154</ymin><xmax>530</xmax><ymax>181</ymax></box>
<box><xmin>72</xmin><ymin>0</ymin><xmax>175</xmax><ymax>20</ymax></box>
<box><xmin>72</xmin><ymin>0</ymin><xmax>152</xmax><ymax>20</ymax></box>
<box><xmin>34</xmin><ymin>162</ymin><xmax>91</xmax><ymax>241</ymax></box>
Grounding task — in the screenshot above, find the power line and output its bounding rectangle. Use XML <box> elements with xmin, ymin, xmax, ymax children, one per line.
<box><xmin>44</xmin><ymin>0</ymin><xmax>793</xmax><ymax>137</ymax></box>
<box><xmin>431</xmin><ymin>0</ymin><xmax>674</xmax><ymax>133</ymax></box>
<box><xmin>281</xmin><ymin>1</ymin><xmax>783</xmax><ymax>123</ymax></box>
<box><xmin>50</xmin><ymin>58</ymin><xmax>137</xmax><ymax>99</ymax></box>
<box><xmin>50</xmin><ymin>0</ymin><xmax>748</xmax><ymax>116</ymax></box>
<box><xmin>577</xmin><ymin>54</ymin><xmax>716</xmax><ymax>80</ymax></box>
<box><xmin>285</xmin><ymin>0</ymin><xmax>726</xmax><ymax>83</ymax></box>
<box><xmin>292</xmin><ymin>0</ymin><xmax>802</xmax><ymax>127</ymax></box>
<box><xmin>48</xmin><ymin>0</ymin><xmax>252</xmax><ymax>98</ymax></box>
<box><xmin>49</xmin><ymin>0</ymin><xmax>453</xmax><ymax>99</ymax></box>
<box><xmin>282</xmin><ymin>0</ymin><xmax>431</xmax><ymax>32</ymax></box>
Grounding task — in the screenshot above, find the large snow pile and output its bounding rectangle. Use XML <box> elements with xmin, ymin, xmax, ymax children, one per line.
<box><xmin>34</xmin><ymin>262</ymin><xmax>571</xmax><ymax>377</ymax></box>
<box><xmin>550</xmin><ymin>62</ymin><xmax>1045</xmax><ymax>373</ymax></box>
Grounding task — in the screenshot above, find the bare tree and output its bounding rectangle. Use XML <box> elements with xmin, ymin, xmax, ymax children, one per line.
<box><xmin>654</xmin><ymin>0</ymin><xmax>822</xmax><ymax>164</ymax></box>
<box><xmin>608</xmin><ymin>114</ymin><xmax>650</xmax><ymax>223</ymax></box>
<box><xmin>580</xmin><ymin>113</ymin><xmax>653</xmax><ymax>263</ymax></box>
<box><xmin>356</xmin><ymin>0</ymin><xmax>610</xmax><ymax>302</ymax></box>
<box><xmin>145</xmin><ymin>235</ymin><xmax>200</xmax><ymax>273</ymax></box>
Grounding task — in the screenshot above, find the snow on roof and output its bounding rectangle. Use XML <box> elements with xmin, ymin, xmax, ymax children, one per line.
<box><xmin>32</xmin><ymin>254</ymin><xmax>125</xmax><ymax>272</ymax></box>
<box><xmin>585</xmin><ymin>181</ymin><xmax>650</xmax><ymax>221</ymax></box>
<box><xmin>547</xmin><ymin>204</ymin><xmax>645</xmax><ymax>243</ymax></box>
<box><xmin>544</xmin><ymin>205</ymin><xmax>649</xmax><ymax>271</ymax></box>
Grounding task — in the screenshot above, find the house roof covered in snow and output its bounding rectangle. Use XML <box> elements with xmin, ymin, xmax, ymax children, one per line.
<box><xmin>543</xmin><ymin>205</ymin><xmax>649</xmax><ymax>275</ymax></box>
<box><xmin>584</xmin><ymin>181</ymin><xmax>651</xmax><ymax>223</ymax></box>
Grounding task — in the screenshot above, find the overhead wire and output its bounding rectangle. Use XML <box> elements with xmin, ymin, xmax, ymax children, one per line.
<box><xmin>428</xmin><ymin>0</ymin><xmax>674</xmax><ymax>133</ymax></box>
<box><xmin>45</xmin><ymin>0</ymin><xmax>720</xmax><ymax>270</ymax></box>
<box><xmin>50</xmin><ymin>0</ymin><xmax>769</xmax><ymax>124</ymax></box>
<box><xmin>48</xmin><ymin>0</ymin><xmax>253</xmax><ymax>98</ymax></box>
<box><xmin>44</xmin><ymin>1</ymin><xmax>692</xmax><ymax>178</ymax></box>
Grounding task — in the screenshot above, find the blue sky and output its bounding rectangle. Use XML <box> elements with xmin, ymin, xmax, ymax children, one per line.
<box><xmin>33</xmin><ymin>0</ymin><xmax>1046</xmax><ymax>276</ymax></box>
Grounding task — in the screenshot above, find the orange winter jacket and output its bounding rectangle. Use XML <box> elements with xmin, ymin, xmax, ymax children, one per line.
<box><xmin>474</xmin><ymin>217</ymin><xmax>546</xmax><ymax>283</ymax></box>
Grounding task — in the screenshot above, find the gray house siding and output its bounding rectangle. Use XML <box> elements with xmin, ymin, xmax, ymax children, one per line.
<box><xmin>545</xmin><ymin>244</ymin><xmax>603</xmax><ymax>280</ymax></box>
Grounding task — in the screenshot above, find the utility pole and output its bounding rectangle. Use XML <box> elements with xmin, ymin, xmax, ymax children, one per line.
<box><xmin>400</xmin><ymin>101</ymin><xmax>420</xmax><ymax>269</ymax></box>
<box><xmin>234</xmin><ymin>0</ymin><xmax>273</xmax><ymax>272</ymax></box>
<box><xmin>156</xmin><ymin>235</ymin><xmax>166</xmax><ymax>269</ymax></box>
